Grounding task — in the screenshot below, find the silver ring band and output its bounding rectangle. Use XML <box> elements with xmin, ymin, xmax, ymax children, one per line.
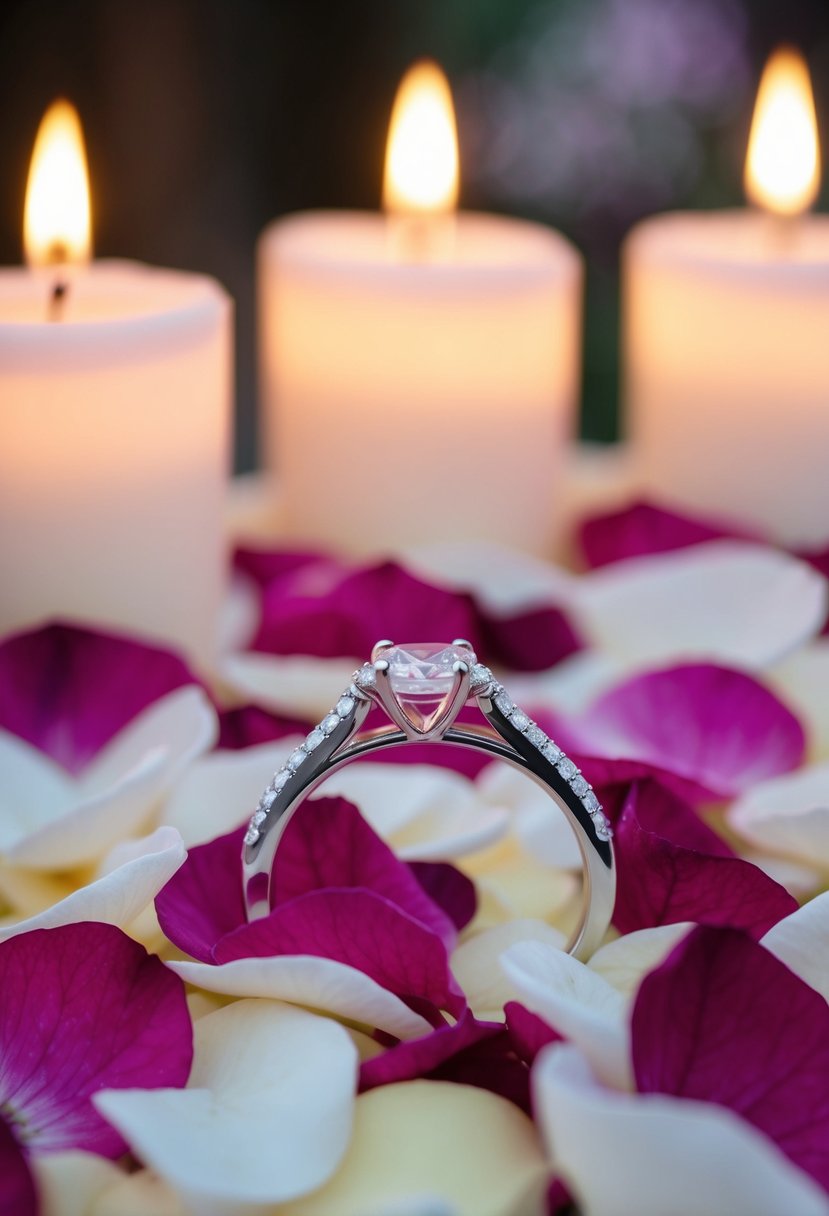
<box><xmin>242</xmin><ymin>641</ymin><xmax>615</xmax><ymax>961</ymax></box>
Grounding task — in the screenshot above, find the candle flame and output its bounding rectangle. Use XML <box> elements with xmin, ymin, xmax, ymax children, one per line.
<box><xmin>24</xmin><ymin>99</ymin><xmax>92</xmax><ymax>268</ymax></box>
<box><xmin>383</xmin><ymin>60</ymin><xmax>459</xmax><ymax>216</ymax></box>
<box><xmin>745</xmin><ymin>47</ymin><xmax>820</xmax><ymax>217</ymax></box>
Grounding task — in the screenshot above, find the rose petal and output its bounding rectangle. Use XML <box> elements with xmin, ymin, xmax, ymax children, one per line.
<box><xmin>403</xmin><ymin>539</ymin><xmax>577</xmax><ymax>617</ymax></box>
<box><xmin>769</xmin><ymin>640</ymin><xmax>829</xmax><ymax>762</ymax></box>
<box><xmin>504</xmin><ymin>1001</ymin><xmax>562</xmax><ymax>1065</ymax></box>
<box><xmin>534</xmin><ymin>1044</ymin><xmax>829</xmax><ymax>1216</ymax></box>
<box><xmin>155</xmin><ymin>827</ymin><xmax>245</xmax><ymax>962</ymax></box>
<box><xmin>220</xmin><ymin>651</ymin><xmax>357</xmax><ymax>720</ymax></box>
<box><xmin>500</xmin><ymin>940</ymin><xmax>630</xmax><ymax>1090</ymax></box>
<box><xmin>578</xmin><ymin>499</ymin><xmax>755</xmax><ymax>570</ymax></box>
<box><xmin>95</xmin><ymin>999</ymin><xmax>357</xmax><ymax>1210</ymax></box>
<box><xmin>170</xmin><ymin>956</ymin><xmax>433</xmax><ymax>1040</ymax></box>
<box><xmin>633</xmin><ymin>925</ymin><xmax>829</xmax><ymax>1190</ymax></box>
<box><xmin>0</xmin><ymin>622</ymin><xmax>197</xmax><ymax>774</ymax></box>
<box><xmin>577</xmin><ymin>664</ymin><xmax>805</xmax><ymax>800</ymax></box>
<box><xmin>0</xmin><ymin>730</ymin><xmax>75</xmax><ymax>850</ymax></box>
<box><xmin>215</xmin><ymin>889</ymin><xmax>463</xmax><ymax>1017</ymax></box>
<box><xmin>0</xmin><ymin>1116</ymin><xmax>37</xmax><ymax>1216</ymax></box>
<box><xmin>409</xmin><ymin>862</ymin><xmax>477</xmax><ymax>933</ymax></box>
<box><xmin>0</xmin><ymin>923</ymin><xmax>192</xmax><ymax>1156</ymax></box>
<box><xmin>451</xmin><ymin>920</ymin><xmax>566</xmax><ymax>1019</ymax></box>
<box><xmin>588</xmin><ymin>924</ymin><xmax>693</xmax><ymax>997</ymax></box>
<box><xmin>217</xmin><ymin>703</ymin><xmax>310</xmax><ymax>749</ymax></box>
<box><xmin>81</xmin><ymin>1167</ymin><xmax>183</xmax><ymax>1216</ymax></box>
<box><xmin>0</xmin><ymin>827</ymin><xmax>185</xmax><ymax>940</ymax></box>
<box><xmin>32</xmin><ymin>1151</ymin><xmax>125</xmax><ymax>1216</ymax></box>
<box><xmin>160</xmin><ymin>740</ymin><xmax>297</xmax><ymax>847</ymax></box>
<box><xmin>613</xmin><ymin>787</ymin><xmax>796</xmax><ymax>937</ymax></box>
<box><xmin>728</xmin><ymin>763</ymin><xmax>829</xmax><ymax>869</ymax></box>
<box><xmin>575</xmin><ymin>541</ymin><xmax>827</xmax><ymax>670</ymax></box>
<box><xmin>476</xmin><ymin>766</ymin><xmax>582</xmax><ymax>870</ymax></box>
<box><xmin>276</xmin><ymin>1080</ymin><xmax>548</xmax><ymax>1216</ymax></box>
<box><xmin>272</xmin><ymin>797</ymin><xmax>456</xmax><ymax>945</ymax></box>
<box><xmin>233</xmin><ymin>545</ymin><xmax>326</xmax><ymax>588</ymax></box>
<box><xmin>761</xmin><ymin>891</ymin><xmax>829</xmax><ymax>1003</ymax></box>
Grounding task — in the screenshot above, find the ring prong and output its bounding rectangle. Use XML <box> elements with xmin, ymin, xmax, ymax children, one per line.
<box><xmin>371</xmin><ymin>639</ymin><xmax>395</xmax><ymax>662</ymax></box>
<box><xmin>452</xmin><ymin>638</ymin><xmax>474</xmax><ymax>650</ymax></box>
<box><xmin>453</xmin><ymin>660</ymin><xmax>470</xmax><ymax>675</ymax></box>
<box><xmin>374</xmin><ymin>658</ymin><xmax>390</xmax><ymax>675</ymax></box>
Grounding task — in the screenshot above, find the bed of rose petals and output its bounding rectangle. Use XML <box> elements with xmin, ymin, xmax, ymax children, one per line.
<box><xmin>3</xmin><ymin>502</ymin><xmax>829</xmax><ymax>1215</ymax></box>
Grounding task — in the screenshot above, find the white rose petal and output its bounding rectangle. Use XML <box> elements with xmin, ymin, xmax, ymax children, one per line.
<box><xmin>762</xmin><ymin>890</ymin><xmax>829</xmax><ymax>1003</ymax></box>
<box><xmin>94</xmin><ymin>1000</ymin><xmax>358</xmax><ymax>1212</ymax></box>
<box><xmin>403</xmin><ymin>539</ymin><xmax>577</xmax><ymax>616</ymax></box>
<box><xmin>0</xmin><ymin>826</ymin><xmax>185</xmax><ymax>940</ymax></box>
<box><xmin>452</xmin><ymin>920</ymin><xmax>566</xmax><ymax>1018</ymax></box>
<box><xmin>770</xmin><ymin>639</ymin><xmax>829</xmax><ymax>762</ymax></box>
<box><xmin>501</xmin><ymin>940</ymin><xmax>630</xmax><ymax>1089</ymax></box>
<box><xmin>533</xmin><ymin>1045</ymin><xmax>829</xmax><ymax>1216</ymax></box>
<box><xmin>221</xmin><ymin>651</ymin><xmax>355</xmax><ymax>720</ymax></box>
<box><xmin>278</xmin><ymin>1080</ymin><xmax>548</xmax><ymax>1216</ymax></box>
<box><xmin>574</xmin><ymin>541</ymin><xmax>827</xmax><ymax>671</ymax></box>
<box><xmin>728</xmin><ymin>762</ymin><xmax>829</xmax><ymax>869</ymax></box>
<box><xmin>170</xmin><ymin>956</ymin><xmax>433</xmax><ymax>1041</ymax></box>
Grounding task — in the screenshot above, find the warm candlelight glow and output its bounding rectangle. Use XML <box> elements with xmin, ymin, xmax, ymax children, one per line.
<box><xmin>383</xmin><ymin>60</ymin><xmax>459</xmax><ymax>216</ymax></box>
<box><xmin>24</xmin><ymin>99</ymin><xmax>92</xmax><ymax>268</ymax></box>
<box><xmin>745</xmin><ymin>46</ymin><xmax>820</xmax><ymax>217</ymax></box>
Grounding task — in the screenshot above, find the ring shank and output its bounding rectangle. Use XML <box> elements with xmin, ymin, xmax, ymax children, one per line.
<box><xmin>243</xmin><ymin>721</ymin><xmax>615</xmax><ymax>961</ymax></box>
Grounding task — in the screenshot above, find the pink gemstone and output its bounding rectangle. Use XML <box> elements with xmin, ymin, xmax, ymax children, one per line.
<box><xmin>385</xmin><ymin>642</ymin><xmax>474</xmax><ymax>734</ymax></box>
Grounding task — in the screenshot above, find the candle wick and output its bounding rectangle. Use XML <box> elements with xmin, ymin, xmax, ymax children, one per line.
<box><xmin>48</xmin><ymin>279</ymin><xmax>69</xmax><ymax>323</ymax></box>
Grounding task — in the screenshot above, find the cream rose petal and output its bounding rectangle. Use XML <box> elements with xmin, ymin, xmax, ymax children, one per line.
<box><xmin>575</xmin><ymin>541</ymin><xmax>827</xmax><ymax>670</ymax></box>
<box><xmin>33</xmin><ymin>1151</ymin><xmax>125</xmax><ymax>1216</ymax></box>
<box><xmin>728</xmin><ymin>762</ymin><xmax>829</xmax><ymax>869</ymax></box>
<box><xmin>761</xmin><ymin>890</ymin><xmax>829</xmax><ymax>1002</ymax></box>
<box><xmin>533</xmin><ymin>1045</ymin><xmax>829</xmax><ymax>1216</ymax></box>
<box><xmin>221</xmin><ymin>651</ymin><xmax>355</xmax><ymax>719</ymax></box>
<box><xmin>0</xmin><ymin>827</ymin><xmax>186</xmax><ymax>941</ymax></box>
<box><xmin>477</xmin><ymin>767</ymin><xmax>582</xmax><ymax>870</ymax></box>
<box><xmin>91</xmin><ymin>1169</ymin><xmax>185</xmax><ymax>1216</ymax></box>
<box><xmin>278</xmin><ymin>1080</ymin><xmax>548</xmax><ymax>1216</ymax></box>
<box><xmin>501</xmin><ymin>940</ymin><xmax>630</xmax><ymax>1089</ymax></box>
<box><xmin>770</xmin><ymin>639</ymin><xmax>829</xmax><ymax>761</ymax></box>
<box><xmin>588</xmin><ymin>924</ymin><xmax>693</xmax><ymax>997</ymax></box>
<box><xmin>451</xmin><ymin>920</ymin><xmax>566</xmax><ymax>1018</ymax></box>
<box><xmin>169</xmin><ymin>956</ymin><xmax>433</xmax><ymax>1041</ymax></box>
<box><xmin>160</xmin><ymin>740</ymin><xmax>298</xmax><ymax>847</ymax></box>
<box><xmin>94</xmin><ymin>1000</ymin><xmax>358</xmax><ymax>1213</ymax></box>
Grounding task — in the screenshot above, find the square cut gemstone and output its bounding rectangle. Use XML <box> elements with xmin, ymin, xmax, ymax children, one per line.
<box><xmin>384</xmin><ymin>643</ymin><xmax>475</xmax><ymax>734</ymax></box>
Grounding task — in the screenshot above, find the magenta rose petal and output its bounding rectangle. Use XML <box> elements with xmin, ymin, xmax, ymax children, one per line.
<box><xmin>408</xmin><ymin>861</ymin><xmax>477</xmax><ymax>932</ymax></box>
<box><xmin>479</xmin><ymin>605</ymin><xmax>582</xmax><ymax>671</ymax></box>
<box><xmin>632</xmin><ymin>925</ymin><xmax>829</xmax><ymax>1191</ymax></box>
<box><xmin>215</xmin><ymin>888</ymin><xmax>464</xmax><ymax>1016</ymax></box>
<box><xmin>252</xmin><ymin>560</ymin><xmax>481</xmax><ymax>658</ymax></box>
<box><xmin>233</xmin><ymin>546</ymin><xmax>329</xmax><ymax>588</ymax></box>
<box><xmin>360</xmin><ymin>1009</ymin><xmax>500</xmax><ymax>1091</ymax></box>
<box><xmin>578</xmin><ymin>499</ymin><xmax>755</xmax><ymax>570</ymax></box>
<box><xmin>0</xmin><ymin>923</ymin><xmax>192</xmax><ymax>1158</ymax></box>
<box><xmin>578</xmin><ymin>663</ymin><xmax>805</xmax><ymax>799</ymax></box>
<box><xmin>155</xmin><ymin>827</ymin><xmax>246</xmax><ymax>962</ymax></box>
<box><xmin>505</xmin><ymin>1001</ymin><xmax>563</xmax><ymax>1066</ymax></box>
<box><xmin>0</xmin><ymin>622</ymin><xmax>198</xmax><ymax>775</ymax></box>
<box><xmin>272</xmin><ymin>798</ymin><xmax>456</xmax><ymax>945</ymax></box>
<box><xmin>0</xmin><ymin>1117</ymin><xmax>37</xmax><ymax>1216</ymax></box>
<box><xmin>217</xmin><ymin>704</ymin><xmax>312</xmax><ymax>750</ymax></box>
<box><xmin>588</xmin><ymin>774</ymin><xmax>733</xmax><ymax>855</ymax></box>
<box><xmin>614</xmin><ymin>788</ymin><xmax>796</xmax><ymax>937</ymax></box>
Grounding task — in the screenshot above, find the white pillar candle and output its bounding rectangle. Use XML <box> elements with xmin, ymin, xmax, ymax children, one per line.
<box><xmin>259</xmin><ymin>63</ymin><xmax>581</xmax><ymax>556</ymax></box>
<box><xmin>0</xmin><ymin>102</ymin><xmax>232</xmax><ymax>667</ymax></box>
<box><xmin>625</xmin><ymin>48</ymin><xmax>829</xmax><ymax>544</ymax></box>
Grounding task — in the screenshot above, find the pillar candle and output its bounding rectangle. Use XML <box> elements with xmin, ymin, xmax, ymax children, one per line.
<box><xmin>259</xmin><ymin>63</ymin><xmax>581</xmax><ymax>556</ymax></box>
<box><xmin>625</xmin><ymin>48</ymin><xmax>829</xmax><ymax>543</ymax></box>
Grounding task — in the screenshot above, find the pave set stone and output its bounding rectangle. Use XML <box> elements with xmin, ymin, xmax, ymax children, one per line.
<box><xmin>491</xmin><ymin>682</ymin><xmax>612</xmax><ymax>841</ymax></box>
<box><xmin>243</xmin><ymin>688</ymin><xmax>361</xmax><ymax>847</ymax></box>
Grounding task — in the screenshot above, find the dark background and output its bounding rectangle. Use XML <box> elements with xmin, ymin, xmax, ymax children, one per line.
<box><xmin>2</xmin><ymin>0</ymin><xmax>828</xmax><ymax>470</ymax></box>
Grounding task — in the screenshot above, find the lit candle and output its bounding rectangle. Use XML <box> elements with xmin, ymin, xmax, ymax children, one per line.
<box><xmin>259</xmin><ymin>61</ymin><xmax>581</xmax><ymax>556</ymax></box>
<box><xmin>624</xmin><ymin>47</ymin><xmax>829</xmax><ymax>544</ymax></box>
<box><xmin>0</xmin><ymin>101</ymin><xmax>232</xmax><ymax>666</ymax></box>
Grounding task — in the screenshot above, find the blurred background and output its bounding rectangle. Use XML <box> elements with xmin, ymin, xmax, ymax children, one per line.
<box><xmin>1</xmin><ymin>0</ymin><xmax>828</xmax><ymax>471</ymax></box>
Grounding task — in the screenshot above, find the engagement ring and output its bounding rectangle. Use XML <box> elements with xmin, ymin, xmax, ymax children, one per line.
<box><xmin>243</xmin><ymin>641</ymin><xmax>615</xmax><ymax>959</ymax></box>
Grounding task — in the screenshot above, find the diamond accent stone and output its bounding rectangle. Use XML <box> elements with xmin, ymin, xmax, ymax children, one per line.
<box><xmin>336</xmin><ymin>695</ymin><xmax>356</xmax><ymax>717</ymax></box>
<box><xmin>252</xmin><ymin>809</ymin><xmax>267</xmax><ymax>827</ymax></box>
<box><xmin>273</xmin><ymin>769</ymin><xmax>290</xmax><ymax>791</ymax></box>
<box><xmin>305</xmin><ymin>727</ymin><xmax>325</xmax><ymax>752</ymax></box>
<box><xmin>571</xmin><ymin>774</ymin><xmax>589</xmax><ymax>798</ymax></box>
<box><xmin>511</xmin><ymin>709</ymin><xmax>530</xmax><ymax>732</ymax></box>
<box><xmin>594</xmin><ymin>815</ymin><xmax>613</xmax><ymax>841</ymax></box>
<box><xmin>261</xmin><ymin>788</ymin><xmax>277</xmax><ymax>810</ymax></box>
<box><xmin>494</xmin><ymin>689</ymin><xmax>513</xmax><ymax>716</ymax></box>
<box><xmin>470</xmin><ymin>663</ymin><xmax>493</xmax><ymax>691</ymax></box>
<box><xmin>287</xmin><ymin>748</ymin><xmax>307</xmax><ymax>771</ymax></box>
<box><xmin>526</xmin><ymin>724</ymin><xmax>546</xmax><ymax>748</ymax></box>
<box><xmin>244</xmin><ymin>826</ymin><xmax>260</xmax><ymax>846</ymax></box>
<box><xmin>321</xmin><ymin>713</ymin><xmax>341</xmax><ymax>735</ymax></box>
<box><xmin>383</xmin><ymin>643</ymin><xmax>474</xmax><ymax>735</ymax></box>
<box><xmin>558</xmin><ymin>757</ymin><xmax>577</xmax><ymax>781</ymax></box>
<box><xmin>584</xmin><ymin>790</ymin><xmax>601</xmax><ymax>814</ymax></box>
<box><xmin>542</xmin><ymin>741</ymin><xmax>562</xmax><ymax>764</ymax></box>
<box><xmin>355</xmin><ymin>664</ymin><xmax>377</xmax><ymax>688</ymax></box>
